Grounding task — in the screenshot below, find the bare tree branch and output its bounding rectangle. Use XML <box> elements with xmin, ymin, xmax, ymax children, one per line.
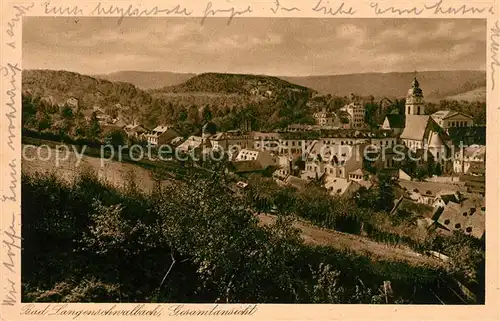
<box><xmin>159</xmin><ymin>249</ymin><xmax>176</xmax><ymax>291</ymax></box>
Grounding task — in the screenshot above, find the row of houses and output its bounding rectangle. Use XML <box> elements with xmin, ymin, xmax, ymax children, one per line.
<box><xmin>392</xmin><ymin>179</ymin><xmax>485</xmax><ymax>239</ymax></box>
<box><xmin>311</xmin><ymin>98</ymin><xmax>366</xmax><ymax>130</ymax></box>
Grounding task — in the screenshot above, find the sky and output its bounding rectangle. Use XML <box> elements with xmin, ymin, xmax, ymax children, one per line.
<box><xmin>23</xmin><ymin>17</ymin><xmax>486</xmax><ymax>77</ymax></box>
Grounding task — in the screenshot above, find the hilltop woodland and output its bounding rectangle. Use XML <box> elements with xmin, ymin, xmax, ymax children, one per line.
<box><xmin>22</xmin><ymin>70</ymin><xmax>486</xmax><ymax>142</ymax></box>
<box><xmin>22</xmin><ymin>165</ymin><xmax>484</xmax><ymax>304</ymax></box>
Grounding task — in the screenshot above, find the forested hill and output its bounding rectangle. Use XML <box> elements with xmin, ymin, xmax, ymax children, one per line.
<box><xmin>282</xmin><ymin>70</ymin><xmax>486</xmax><ymax>101</ymax></box>
<box><xmin>155</xmin><ymin>72</ymin><xmax>315</xmax><ymax>96</ymax></box>
<box><xmin>95</xmin><ymin>70</ymin><xmax>486</xmax><ymax>102</ymax></box>
<box><xmin>21</xmin><ymin>69</ymin><xmax>316</xmax><ymax>131</ymax></box>
<box><xmin>22</xmin><ymin>69</ymin><xmax>153</xmax><ymax>111</ymax></box>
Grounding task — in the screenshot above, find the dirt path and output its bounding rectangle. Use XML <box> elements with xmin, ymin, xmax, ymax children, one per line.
<box><xmin>258</xmin><ymin>214</ymin><xmax>443</xmax><ymax>267</ymax></box>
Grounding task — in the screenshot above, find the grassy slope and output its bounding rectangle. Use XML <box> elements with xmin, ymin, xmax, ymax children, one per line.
<box><xmin>22</xmin><ymin>138</ymin><xmax>443</xmax><ymax>269</ymax></box>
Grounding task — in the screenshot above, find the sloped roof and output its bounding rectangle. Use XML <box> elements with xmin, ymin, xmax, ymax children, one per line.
<box><xmin>401</xmin><ymin>115</ymin><xmax>430</xmax><ymax>141</ymax></box>
<box><xmin>436</xmin><ymin>201</ymin><xmax>485</xmax><ymax>239</ymax></box>
<box><xmin>230</xmin><ymin>160</ymin><xmax>264</xmax><ymax>173</ymax></box>
<box><xmin>463</xmin><ymin>145</ymin><xmax>486</xmax><ymax>158</ymax></box>
<box><xmin>152</xmin><ymin>125</ymin><xmax>172</xmax><ymax>133</ymax></box>
<box><xmin>285</xmin><ymin>175</ymin><xmax>310</xmax><ymax>190</ymax></box>
<box><xmin>427</xmin><ymin>131</ymin><xmax>445</xmax><ymax>147</ymax></box>
<box><xmin>349</xmin><ymin>168</ymin><xmax>368</xmax><ymax>176</ymax></box>
<box><xmin>384</xmin><ymin>114</ymin><xmax>405</xmax><ymax>128</ymax></box>
<box><xmin>399</xmin><ymin>180</ymin><xmax>465</xmax><ymax>197</ymax></box>
<box><xmin>431</xmin><ymin>110</ymin><xmax>473</xmax><ymax>120</ymax></box>
<box><xmin>394</xmin><ymin>197</ymin><xmax>435</xmax><ymax>219</ymax></box>
<box><xmin>324</xmin><ymin>177</ymin><xmax>361</xmax><ymax>196</ymax></box>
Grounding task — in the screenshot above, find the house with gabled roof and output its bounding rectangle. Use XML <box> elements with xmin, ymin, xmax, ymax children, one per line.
<box><xmin>434</xmin><ymin>200</ymin><xmax>485</xmax><ymax>239</ymax></box>
<box><xmin>123</xmin><ymin>122</ymin><xmax>147</xmax><ymax>140</ymax></box>
<box><xmin>324</xmin><ymin>176</ymin><xmax>362</xmax><ymax>197</ymax></box>
<box><xmin>146</xmin><ymin>125</ymin><xmax>180</xmax><ymax>146</ymax></box>
<box><xmin>381</xmin><ymin>114</ymin><xmax>405</xmax><ymax>134</ymax></box>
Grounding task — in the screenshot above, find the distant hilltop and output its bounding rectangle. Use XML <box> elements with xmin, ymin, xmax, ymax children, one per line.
<box><xmin>97</xmin><ymin>70</ymin><xmax>486</xmax><ymax>102</ymax></box>
<box><xmin>281</xmin><ymin>70</ymin><xmax>486</xmax><ymax>102</ymax></box>
<box><xmin>154</xmin><ymin>72</ymin><xmax>314</xmax><ymax>96</ymax></box>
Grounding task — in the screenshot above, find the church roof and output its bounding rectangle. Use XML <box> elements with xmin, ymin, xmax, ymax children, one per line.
<box><xmin>384</xmin><ymin>114</ymin><xmax>405</xmax><ymax>128</ymax></box>
<box><xmin>401</xmin><ymin>115</ymin><xmax>430</xmax><ymax>141</ymax></box>
<box><xmin>427</xmin><ymin>131</ymin><xmax>445</xmax><ymax>147</ymax></box>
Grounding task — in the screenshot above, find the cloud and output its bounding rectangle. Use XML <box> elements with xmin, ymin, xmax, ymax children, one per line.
<box><xmin>23</xmin><ymin>17</ymin><xmax>486</xmax><ymax>76</ymax></box>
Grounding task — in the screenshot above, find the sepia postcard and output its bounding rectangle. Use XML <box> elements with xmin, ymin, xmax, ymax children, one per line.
<box><xmin>1</xmin><ymin>0</ymin><xmax>499</xmax><ymax>320</ymax></box>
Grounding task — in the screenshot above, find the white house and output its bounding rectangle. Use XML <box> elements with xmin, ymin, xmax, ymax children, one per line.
<box><xmin>235</xmin><ymin>148</ymin><xmax>276</xmax><ymax>169</ymax></box>
<box><xmin>313</xmin><ymin>108</ymin><xmax>338</xmax><ymax>127</ymax></box>
<box><xmin>340</xmin><ymin>101</ymin><xmax>366</xmax><ymax>129</ymax></box>
<box><xmin>431</xmin><ymin>110</ymin><xmax>474</xmax><ymax>131</ymax></box>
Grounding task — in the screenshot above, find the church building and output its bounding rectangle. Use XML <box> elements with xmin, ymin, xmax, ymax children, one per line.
<box><xmin>400</xmin><ymin>77</ymin><xmax>451</xmax><ymax>169</ymax></box>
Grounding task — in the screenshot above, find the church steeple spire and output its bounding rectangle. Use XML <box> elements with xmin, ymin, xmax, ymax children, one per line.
<box><xmin>405</xmin><ymin>74</ymin><xmax>424</xmax><ymax>115</ymax></box>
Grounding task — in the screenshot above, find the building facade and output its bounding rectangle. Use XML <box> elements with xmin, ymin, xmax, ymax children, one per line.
<box><xmin>341</xmin><ymin>102</ymin><xmax>366</xmax><ymax>129</ymax></box>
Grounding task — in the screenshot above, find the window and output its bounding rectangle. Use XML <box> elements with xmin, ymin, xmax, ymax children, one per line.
<box><xmin>417</xmin><ymin>106</ymin><xmax>421</xmax><ymax>114</ymax></box>
<box><xmin>466</xmin><ymin>227</ymin><xmax>473</xmax><ymax>233</ymax></box>
<box><xmin>444</xmin><ymin>219</ymin><xmax>450</xmax><ymax>225</ymax></box>
<box><xmin>481</xmin><ymin>207</ymin><xmax>486</xmax><ymax>211</ymax></box>
<box><xmin>408</xmin><ymin>106</ymin><xmax>410</xmax><ymax>114</ymax></box>
<box><xmin>463</xmin><ymin>212</ymin><xmax>468</xmax><ymax>217</ymax></box>
<box><xmin>337</xmin><ymin>188</ymin><xmax>342</xmax><ymax>193</ymax></box>
<box><xmin>455</xmin><ymin>223</ymin><xmax>461</xmax><ymax>229</ymax></box>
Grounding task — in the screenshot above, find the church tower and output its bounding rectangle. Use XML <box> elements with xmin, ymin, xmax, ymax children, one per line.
<box><xmin>405</xmin><ymin>76</ymin><xmax>425</xmax><ymax>115</ymax></box>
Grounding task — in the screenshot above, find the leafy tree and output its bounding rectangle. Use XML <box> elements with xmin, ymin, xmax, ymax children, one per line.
<box><xmin>105</xmin><ymin>129</ymin><xmax>126</xmax><ymax>147</ymax></box>
<box><xmin>178</xmin><ymin>108</ymin><xmax>188</xmax><ymax>122</ymax></box>
<box><xmin>61</xmin><ymin>105</ymin><xmax>74</xmax><ymax>119</ymax></box>
<box><xmin>22</xmin><ymin>95</ymin><xmax>37</xmax><ymax>127</ymax></box>
<box><xmin>36</xmin><ymin>110</ymin><xmax>52</xmax><ymax>131</ymax></box>
<box><xmin>202</xmin><ymin>106</ymin><xmax>213</xmax><ymax>122</ymax></box>
<box><xmin>88</xmin><ymin>112</ymin><xmax>101</xmax><ymax>140</ymax></box>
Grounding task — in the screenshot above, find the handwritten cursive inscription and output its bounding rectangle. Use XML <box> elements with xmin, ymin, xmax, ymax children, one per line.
<box><xmin>1</xmin><ymin>63</ymin><xmax>19</xmax><ymax>203</ymax></box>
<box><xmin>2</xmin><ymin>212</ymin><xmax>21</xmax><ymax>306</ymax></box>
<box><xmin>370</xmin><ymin>2</ymin><xmax>423</xmax><ymax>15</ymax></box>
<box><xmin>371</xmin><ymin>0</ymin><xmax>494</xmax><ymax>16</ymax></box>
<box><xmin>42</xmin><ymin>1</ymin><xmax>83</xmax><ymax>15</ymax></box>
<box><xmin>2</xmin><ymin>63</ymin><xmax>19</xmax><ymax>152</ymax></box>
<box><xmin>424</xmin><ymin>0</ymin><xmax>494</xmax><ymax>15</ymax></box>
<box><xmin>1</xmin><ymin>159</ymin><xmax>17</xmax><ymax>203</ymax></box>
<box><xmin>491</xmin><ymin>21</ymin><xmax>500</xmax><ymax>91</ymax></box>
<box><xmin>312</xmin><ymin>0</ymin><xmax>356</xmax><ymax>16</ymax></box>
<box><xmin>202</xmin><ymin>2</ymin><xmax>253</xmax><ymax>25</ymax></box>
<box><xmin>91</xmin><ymin>3</ymin><xmax>192</xmax><ymax>25</ymax></box>
<box><xmin>271</xmin><ymin>0</ymin><xmax>300</xmax><ymax>13</ymax></box>
<box><xmin>5</xmin><ymin>3</ymin><xmax>34</xmax><ymax>49</ymax></box>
